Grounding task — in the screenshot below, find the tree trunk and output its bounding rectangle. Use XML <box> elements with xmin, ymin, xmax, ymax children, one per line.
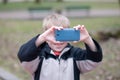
<box><xmin>3</xmin><ymin>0</ymin><xmax>8</xmax><ymax>4</ymax></box>
<box><xmin>118</xmin><ymin>0</ymin><xmax>120</xmax><ymax>7</ymax></box>
<box><xmin>35</xmin><ymin>0</ymin><xmax>41</xmax><ymax>3</ymax></box>
<box><xmin>57</xmin><ymin>0</ymin><xmax>63</xmax><ymax>2</ymax></box>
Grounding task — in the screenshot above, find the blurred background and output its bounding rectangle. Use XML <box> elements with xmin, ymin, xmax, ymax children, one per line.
<box><xmin>0</xmin><ymin>0</ymin><xmax>120</xmax><ymax>80</ymax></box>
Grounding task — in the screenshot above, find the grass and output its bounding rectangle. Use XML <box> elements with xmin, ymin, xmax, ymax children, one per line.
<box><xmin>0</xmin><ymin>17</ymin><xmax>119</xmax><ymax>34</ymax></box>
<box><xmin>0</xmin><ymin>17</ymin><xmax>120</xmax><ymax>80</ymax></box>
<box><xmin>0</xmin><ymin>1</ymin><xmax>119</xmax><ymax>10</ymax></box>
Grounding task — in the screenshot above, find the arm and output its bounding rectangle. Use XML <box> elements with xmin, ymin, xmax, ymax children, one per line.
<box><xmin>17</xmin><ymin>35</ymin><xmax>46</xmax><ymax>74</ymax></box>
<box><xmin>73</xmin><ymin>25</ymin><xmax>103</xmax><ymax>73</ymax></box>
<box><xmin>74</xmin><ymin>25</ymin><xmax>97</xmax><ymax>52</ymax></box>
<box><xmin>18</xmin><ymin>35</ymin><xmax>42</xmax><ymax>62</ymax></box>
<box><xmin>74</xmin><ymin>39</ymin><xmax>102</xmax><ymax>74</ymax></box>
<box><xmin>18</xmin><ymin>26</ymin><xmax>63</xmax><ymax>62</ymax></box>
<box><xmin>18</xmin><ymin>26</ymin><xmax>60</xmax><ymax>74</ymax></box>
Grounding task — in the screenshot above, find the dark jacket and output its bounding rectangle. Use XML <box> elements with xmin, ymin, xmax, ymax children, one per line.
<box><xmin>18</xmin><ymin>35</ymin><xmax>103</xmax><ymax>80</ymax></box>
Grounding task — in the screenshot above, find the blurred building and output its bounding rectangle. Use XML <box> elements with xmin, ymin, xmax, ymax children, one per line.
<box><xmin>0</xmin><ymin>0</ymin><xmax>118</xmax><ymax>3</ymax></box>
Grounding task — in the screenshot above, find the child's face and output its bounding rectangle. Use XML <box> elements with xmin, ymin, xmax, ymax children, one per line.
<box><xmin>47</xmin><ymin>41</ymin><xmax>68</xmax><ymax>52</ymax></box>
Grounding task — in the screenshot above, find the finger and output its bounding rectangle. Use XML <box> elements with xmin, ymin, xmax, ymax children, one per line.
<box><xmin>78</xmin><ymin>25</ymin><xmax>85</xmax><ymax>31</ymax></box>
<box><xmin>50</xmin><ymin>26</ymin><xmax>56</xmax><ymax>31</ymax></box>
<box><xmin>53</xmin><ymin>26</ymin><xmax>58</xmax><ymax>30</ymax></box>
<box><xmin>81</xmin><ymin>25</ymin><xmax>85</xmax><ymax>30</ymax></box>
<box><xmin>73</xmin><ymin>25</ymin><xmax>80</xmax><ymax>30</ymax></box>
<box><xmin>58</xmin><ymin>26</ymin><xmax>64</xmax><ymax>30</ymax></box>
<box><xmin>54</xmin><ymin>26</ymin><xmax>63</xmax><ymax>30</ymax></box>
<box><xmin>73</xmin><ymin>26</ymin><xmax>76</xmax><ymax>30</ymax></box>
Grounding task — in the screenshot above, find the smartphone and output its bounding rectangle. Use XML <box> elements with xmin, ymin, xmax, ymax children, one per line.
<box><xmin>55</xmin><ymin>28</ymin><xmax>80</xmax><ymax>41</ymax></box>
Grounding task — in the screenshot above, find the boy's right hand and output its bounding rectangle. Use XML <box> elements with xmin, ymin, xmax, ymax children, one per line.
<box><xmin>43</xmin><ymin>26</ymin><xmax>63</xmax><ymax>42</ymax></box>
<box><xmin>36</xmin><ymin>26</ymin><xmax>63</xmax><ymax>47</ymax></box>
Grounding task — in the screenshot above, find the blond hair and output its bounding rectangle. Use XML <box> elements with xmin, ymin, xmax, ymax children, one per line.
<box><xmin>42</xmin><ymin>13</ymin><xmax>70</xmax><ymax>31</ymax></box>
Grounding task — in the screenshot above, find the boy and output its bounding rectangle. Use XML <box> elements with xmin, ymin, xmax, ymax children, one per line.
<box><xmin>18</xmin><ymin>14</ymin><xmax>103</xmax><ymax>80</ymax></box>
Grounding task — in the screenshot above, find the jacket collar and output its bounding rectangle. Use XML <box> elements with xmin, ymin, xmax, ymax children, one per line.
<box><xmin>44</xmin><ymin>43</ymin><xmax>72</xmax><ymax>59</ymax></box>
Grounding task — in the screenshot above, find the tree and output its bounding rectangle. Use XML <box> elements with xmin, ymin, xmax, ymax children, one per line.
<box><xmin>3</xmin><ymin>0</ymin><xmax>8</xmax><ymax>4</ymax></box>
<box><xmin>118</xmin><ymin>0</ymin><xmax>120</xmax><ymax>7</ymax></box>
<box><xmin>57</xmin><ymin>0</ymin><xmax>63</xmax><ymax>2</ymax></box>
<box><xmin>35</xmin><ymin>0</ymin><xmax>41</xmax><ymax>3</ymax></box>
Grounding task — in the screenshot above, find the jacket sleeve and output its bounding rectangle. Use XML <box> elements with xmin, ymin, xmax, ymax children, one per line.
<box><xmin>17</xmin><ymin>35</ymin><xmax>45</xmax><ymax>74</ymax></box>
<box><xmin>73</xmin><ymin>39</ymin><xmax>103</xmax><ymax>74</ymax></box>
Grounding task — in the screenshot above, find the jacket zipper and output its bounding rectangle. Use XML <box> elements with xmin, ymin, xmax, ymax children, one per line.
<box><xmin>58</xmin><ymin>58</ymin><xmax>61</xmax><ymax>80</ymax></box>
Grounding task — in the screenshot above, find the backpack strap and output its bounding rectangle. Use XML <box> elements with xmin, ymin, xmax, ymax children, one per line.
<box><xmin>73</xmin><ymin>59</ymin><xmax>80</xmax><ymax>80</ymax></box>
<box><xmin>69</xmin><ymin>47</ymin><xmax>80</xmax><ymax>80</ymax></box>
<box><xmin>34</xmin><ymin>56</ymin><xmax>44</xmax><ymax>80</ymax></box>
<box><xmin>34</xmin><ymin>42</ymin><xmax>48</xmax><ymax>80</ymax></box>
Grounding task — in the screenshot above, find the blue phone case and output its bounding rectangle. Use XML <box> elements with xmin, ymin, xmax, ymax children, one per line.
<box><xmin>55</xmin><ymin>28</ymin><xmax>80</xmax><ymax>41</ymax></box>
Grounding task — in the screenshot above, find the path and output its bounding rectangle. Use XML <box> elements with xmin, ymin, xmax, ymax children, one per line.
<box><xmin>0</xmin><ymin>68</ymin><xmax>20</xmax><ymax>80</ymax></box>
<box><xmin>0</xmin><ymin>9</ymin><xmax>119</xmax><ymax>19</ymax></box>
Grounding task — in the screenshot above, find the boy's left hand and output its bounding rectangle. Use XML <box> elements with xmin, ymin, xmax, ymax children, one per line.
<box><xmin>74</xmin><ymin>25</ymin><xmax>97</xmax><ymax>51</ymax></box>
<box><xmin>73</xmin><ymin>25</ymin><xmax>91</xmax><ymax>43</ymax></box>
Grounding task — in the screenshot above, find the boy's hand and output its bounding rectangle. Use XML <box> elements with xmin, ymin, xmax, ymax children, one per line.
<box><xmin>74</xmin><ymin>25</ymin><xmax>97</xmax><ymax>51</ymax></box>
<box><xmin>73</xmin><ymin>25</ymin><xmax>90</xmax><ymax>43</ymax></box>
<box><xmin>40</xmin><ymin>26</ymin><xmax>63</xmax><ymax>43</ymax></box>
<box><xmin>36</xmin><ymin>26</ymin><xmax>63</xmax><ymax>47</ymax></box>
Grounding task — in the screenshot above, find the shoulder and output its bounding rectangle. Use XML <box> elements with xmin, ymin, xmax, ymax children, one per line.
<box><xmin>69</xmin><ymin>45</ymin><xmax>84</xmax><ymax>59</ymax></box>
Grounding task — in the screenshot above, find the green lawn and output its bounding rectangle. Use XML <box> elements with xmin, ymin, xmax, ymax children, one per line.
<box><xmin>0</xmin><ymin>1</ymin><xmax>119</xmax><ymax>10</ymax></box>
<box><xmin>0</xmin><ymin>17</ymin><xmax>119</xmax><ymax>34</ymax></box>
<box><xmin>0</xmin><ymin>17</ymin><xmax>120</xmax><ymax>80</ymax></box>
